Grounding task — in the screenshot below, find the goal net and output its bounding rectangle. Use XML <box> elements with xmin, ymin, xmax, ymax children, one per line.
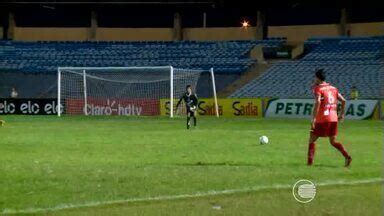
<box><xmin>57</xmin><ymin>66</ymin><xmax>218</xmax><ymax>117</ymax></box>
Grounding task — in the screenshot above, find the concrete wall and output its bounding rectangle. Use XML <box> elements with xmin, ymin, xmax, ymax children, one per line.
<box><xmin>350</xmin><ymin>22</ymin><xmax>384</xmax><ymax>36</ymax></box>
<box><xmin>12</xmin><ymin>27</ymin><xmax>174</xmax><ymax>41</ymax></box>
<box><xmin>183</xmin><ymin>27</ymin><xmax>257</xmax><ymax>41</ymax></box>
<box><xmin>8</xmin><ymin>22</ymin><xmax>383</xmax><ymax>42</ymax></box>
<box><xmin>96</xmin><ymin>28</ymin><xmax>173</xmax><ymax>41</ymax></box>
<box><xmin>268</xmin><ymin>24</ymin><xmax>340</xmax><ymax>44</ymax></box>
<box><xmin>13</xmin><ymin>27</ymin><xmax>89</xmax><ymax>41</ymax></box>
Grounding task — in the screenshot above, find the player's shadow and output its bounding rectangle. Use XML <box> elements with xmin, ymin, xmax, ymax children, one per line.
<box><xmin>312</xmin><ymin>164</ymin><xmax>340</xmax><ymax>168</ymax></box>
<box><xmin>158</xmin><ymin>161</ymin><xmax>341</xmax><ymax>168</ymax></box>
<box><xmin>174</xmin><ymin>162</ymin><xmax>265</xmax><ymax>167</ymax></box>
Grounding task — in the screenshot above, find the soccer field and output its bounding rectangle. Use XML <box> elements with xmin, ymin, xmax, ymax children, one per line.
<box><xmin>0</xmin><ymin>116</ymin><xmax>382</xmax><ymax>215</ymax></box>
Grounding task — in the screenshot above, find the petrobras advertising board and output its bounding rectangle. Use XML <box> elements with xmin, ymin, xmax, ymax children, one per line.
<box><xmin>265</xmin><ymin>99</ymin><xmax>378</xmax><ymax>120</ymax></box>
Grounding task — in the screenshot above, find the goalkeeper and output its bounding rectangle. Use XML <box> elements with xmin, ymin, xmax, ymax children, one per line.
<box><xmin>175</xmin><ymin>85</ymin><xmax>198</xmax><ymax>129</ymax></box>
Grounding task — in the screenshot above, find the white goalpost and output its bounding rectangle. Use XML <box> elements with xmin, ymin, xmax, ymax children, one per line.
<box><xmin>57</xmin><ymin>66</ymin><xmax>219</xmax><ymax>117</ymax></box>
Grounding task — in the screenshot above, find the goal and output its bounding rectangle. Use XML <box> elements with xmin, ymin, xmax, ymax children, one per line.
<box><xmin>57</xmin><ymin>66</ymin><xmax>219</xmax><ymax>117</ymax></box>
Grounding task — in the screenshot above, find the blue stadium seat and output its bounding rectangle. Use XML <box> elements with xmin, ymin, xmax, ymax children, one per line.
<box><xmin>230</xmin><ymin>36</ymin><xmax>384</xmax><ymax>99</ymax></box>
<box><xmin>0</xmin><ymin>39</ymin><xmax>285</xmax><ymax>74</ymax></box>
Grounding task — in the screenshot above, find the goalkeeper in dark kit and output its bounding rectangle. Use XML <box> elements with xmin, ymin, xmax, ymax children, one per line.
<box><xmin>175</xmin><ymin>85</ymin><xmax>198</xmax><ymax>129</ymax></box>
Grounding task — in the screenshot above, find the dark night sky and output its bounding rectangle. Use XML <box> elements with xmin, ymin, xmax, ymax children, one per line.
<box><xmin>0</xmin><ymin>1</ymin><xmax>383</xmax><ymax>27</ymax></box>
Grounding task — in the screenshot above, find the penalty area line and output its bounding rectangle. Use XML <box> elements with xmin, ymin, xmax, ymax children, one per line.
<box><xmin>2</xmin><ymin>178</ymin><xmax>383</xmax><ymax>214</ymax></box>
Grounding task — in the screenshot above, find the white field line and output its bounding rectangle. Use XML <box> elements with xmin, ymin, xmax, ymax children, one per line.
<box><xmin>2</xmin><ymin>178</ymin><xmax>383</xmax><ymax>215</ymax></box>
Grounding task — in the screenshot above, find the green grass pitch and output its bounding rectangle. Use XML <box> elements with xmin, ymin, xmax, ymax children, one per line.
<box><xmin>0</xmin><ymin>116</ymin><xmax>382</xmax><ymax>215</ymax></box>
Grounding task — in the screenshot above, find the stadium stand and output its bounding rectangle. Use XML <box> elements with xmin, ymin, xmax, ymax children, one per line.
<box><xmin>0</xmin><ymin>39</ymin><xmax>285</xmax><ymax>98</ymax></box>
<box><xmin>230</xmin><ymin>36</ymin><xmax>384</xmax><ymax>99</ymax></box>
<box><xmin>0</xmin><ymin>39</ymin><xmax>284</xmax><ymax>73</ymax></box>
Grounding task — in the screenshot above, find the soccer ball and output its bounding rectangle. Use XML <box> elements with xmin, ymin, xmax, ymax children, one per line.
<box><xmin>0</xmin><ymin>120</ymin><xmax>5</xmax><ymax>126</ymax></box>
<box><xmin>259</xmin><ymin>136</ymin><xmax>269</xmax><ymax>145</ymax></box>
